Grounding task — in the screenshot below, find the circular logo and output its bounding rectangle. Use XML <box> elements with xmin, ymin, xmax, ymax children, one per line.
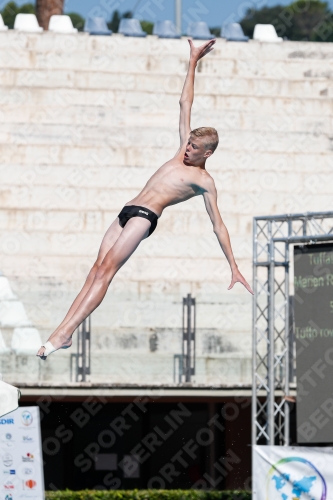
<box><xmin>19</xmin><ymin>464</ymin><xmax>35</xmax><ymax>478</ymax></box>
<box><xmin>1</xmin><ymin>433</ymin><xmax>14</xmax><ymax>448</ymax></box>
<box><xmin>2</xmin><ymin>453</ymin><xmax>13</xmax><ymax>467</ymax></box>
<box><xmin>21</xmin><ymin>411</ymin><xmax>33</xmax><ymax>426</ymax></box>
<box><xmin>266</xmin><ymin>457</ymin><xmax>327</xmax><ymax>500</ymax></box>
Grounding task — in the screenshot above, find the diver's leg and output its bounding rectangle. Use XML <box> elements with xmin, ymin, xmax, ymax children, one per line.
<box><xmin>39</xmin><ymin>218</ymin><xmax>123</xmax><ymax>348</ymax></box>
<box><xmin>37</xmin><ymin>217</ymin><xmax>151</xmax><ymax>356</ymax></box>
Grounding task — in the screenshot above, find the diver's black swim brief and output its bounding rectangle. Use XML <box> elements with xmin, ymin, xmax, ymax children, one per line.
<box><xmin>118</xmin><ymin>205</ymin><xmax>158</xmax><ymax>237</ymax></box>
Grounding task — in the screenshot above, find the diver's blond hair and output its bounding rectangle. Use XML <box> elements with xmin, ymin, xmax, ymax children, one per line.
<box><xmin>191</xmin><ymin>127</ymin><xmax>219</xmax><ymax>153</ymax></box>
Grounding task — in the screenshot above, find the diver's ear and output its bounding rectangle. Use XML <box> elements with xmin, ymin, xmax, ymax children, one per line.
<box><xmin>204</xmin><ymin>149</ymin><xmax>213</xmax><ymax>159</ymax></box>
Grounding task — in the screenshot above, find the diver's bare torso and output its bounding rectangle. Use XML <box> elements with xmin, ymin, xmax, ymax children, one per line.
<box><xmin>125</xmin><ymin>146</ymin><xmax>211</xmax><ymax>217</ymax></box>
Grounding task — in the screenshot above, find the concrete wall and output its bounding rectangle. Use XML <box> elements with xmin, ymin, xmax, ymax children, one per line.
<box><xmin>0</xmin><ymin>32</ymin><xmax>332</xmax><ymax>386</ymax></box>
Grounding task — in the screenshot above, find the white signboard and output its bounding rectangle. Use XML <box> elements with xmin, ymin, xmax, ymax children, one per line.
<box><xmin>0</xmin><ymin>406</ymin><xmax>44</xmax><ymax>500</ymax></box>
<box><xmin>253</xmin><ymin>445</ymin><xmax>333</xmax><ymax>500</ymax></box>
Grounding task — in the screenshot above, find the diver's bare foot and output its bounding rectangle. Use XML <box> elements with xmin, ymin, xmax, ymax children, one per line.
<box><xmin>36</xmin><ymin>331</ymin><xmax>72</xmax><ymax>359</ymax></box>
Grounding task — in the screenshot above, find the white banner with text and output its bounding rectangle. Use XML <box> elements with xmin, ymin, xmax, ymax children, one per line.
<box><xmin>0</xmin><ymin>406</ymin><xmax>44</xmax><ymax>500</ymax></box>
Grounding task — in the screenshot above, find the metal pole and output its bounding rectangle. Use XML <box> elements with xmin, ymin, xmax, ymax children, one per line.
<box><xmin>192</xmin><ymin>295</ymin><xmax>196</xmax><ymax>376</ymax></box>
<box><xmin>186</xmin><ymin>294</ymin><xmax>191</xmax><ymax>382</ymax></box>
<box><xmin>284</xmin><ymin>221</ymin><xmax>291</xmax><ymax>445</ymax></box>
<box><xmin>82</xmin><ymin>319</ymin><xmax>86</xmax><ymax>382</ymax></box>
<box><xmin>252</xmin><ymin>218</ymin><xmax>258</xmax><ymax>449</ymax></box>
<box><xmin>267</xmin><ymin>221</ymin><xmax>275</xmax><ymax>445</ymax></box>
<box><xmin>88</xmin><ymin>315</ymin><xmax>91</xmax><ymax>377</ymax></box>
<box><xmin>76</xmin><ymin>322</ymin><xmax>80</xmax><ymax>382</ymax></box>
<box><xmin>208</xmin><ymin>402</ymin><xmax>216</xmax><ymax>482</ymax></box>
<box><xmin>251</xmin><ymin>218</ymin><xmax>258</xmax><ymax>492</ymax></box>
<box><xmin>175</xmin><ymin>0</ymin><xmax>182</xmax><ymax>34</ymax></box>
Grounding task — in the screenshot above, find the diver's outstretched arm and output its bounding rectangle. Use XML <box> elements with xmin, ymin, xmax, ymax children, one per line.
<box><xmin>203</xmin><ymin>177</ymin><xmax>253</xmax><ymax>295</ymax></box>
<box><xmin>178</xmin><ymin>38</ymin><xmax>216</xmax><ymax>149</ymax></box>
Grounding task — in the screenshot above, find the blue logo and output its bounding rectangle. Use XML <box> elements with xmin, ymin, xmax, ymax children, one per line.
<box><xmin>1</xmin><ymin>433</ymin><xmax>15</xmax><ymax>448</ymax></box>
<box><xmin>22</xmin><ymin>435</ymin><xmax>33</xmax><ymax>443</ymax></box>
<box><xmin>21</xmin><ymin>411</ymin><xmax>33</xmax><ymax>427</ymax></box>
<box><xmin>267</xmin><ymin>456</ymin><xmax>327</xmax><ymax>499</ymax></box>
<box><xmin>0</xmin><ymin>419</ymin><xmax>14</xmax><ymax>425</ymax></box>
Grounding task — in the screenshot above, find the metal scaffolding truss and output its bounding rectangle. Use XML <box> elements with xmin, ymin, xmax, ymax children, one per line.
<box><xmin>252</xmin><ymin>211</ymin><xmax>333</xmax><ymax>447</ymax></box>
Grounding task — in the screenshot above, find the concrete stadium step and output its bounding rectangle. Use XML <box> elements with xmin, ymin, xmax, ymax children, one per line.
<box><xmin>0</xmin><ymin>69</ymin><xmax>332</xmax><ymax>98</ymax></box>
<box><xmin>86</xmin><ymin>353</ymin><xmax>252</xmax><ymax>386</ymax></box>
<box><xmin>0</xmin><ymin>180</ymin><xmax>331</xmax><ymax>220</ymax></box>
<box><xmin>0</xmin><ymin>326</ymin><xmax>14</xmax><ymax>353</ymax></box>
<box><xmin>89</xmin><ymin>325</ymin><xmax>252</xmax><ymax>356</ymax></box>
<box><xmin>2</xmin><ymin>53</ymin><xmax>333</xmax><ymax>82</ymax></box>
<box><xmin>0</xmin><ymin>105</ymin><xmax>325</xmax><ymax>134</ymax></box>
<box><xmin>1</xmin><ymin>48</ymin><xmax>333</xmax><ymax>83</ymax></box>
<box><xmin>2</xmin><ymin>164</ymin><xmax>332</xmax><ymax>198</ymax></box>
<box><xmin>0</xmin><ymin>198</ymin><xmax>331</xmax><ymax>243</ymax></box>
<box><xmin>0</xmin><ymin>326</ymin><xmax>41</xmax><ymax>361</ymax></box>
<box><xmin>0</xmin><ymin>123</ymin><xmax>330</xmax><ymax>153</ymax></box>
<box><xmin>0</xmin><ymin>208</ymin><xmax>114</xmax><ymax>233</ymax></box>
<box><xmin>200</xmin><ymin>57</ymin><xmax>333</xmax><ymax>81</ymax></box>
<box><xmin>15</xmin><ymin>287</ymin><xmax>251</xmax><ymax>348</ymax></box>
<box><xmin>1</xmin><ymin>253</ymin><xmax>252</xmax><ymax>281</ymax></box>
<box><xmin>0</xmin><ymin>227</ymin><xmax>252</xmax><ymax>260</ymax></box>
<box><xmin>1</xmin><ymin>145</ymin><xmax>333</xmax><ymax>173</ymax></box>
<box><xmin>0</xmin><ymin>87</ymin><xmax>330</xmax><ymax>119</ymax></box>
<box><xmin>1</xmin><ymin>31</ymin><xmax>333</xmax><ymax>64</ymax></box>
<box><xmin>92</xmin><ymin>328</ymin><xmax>182</xmax><ymax>354</ymax></box>
<box><xmin>15</xmin><ymin>274</ymin><xmax>250</xmax><ymax>318</ymax></box>
<box><xmin>2</xmin><ymin>351</ymin><xmax>252</xmax><ymax>386</ymax></box>
<box><xmin>1</xmin><ymin>105</ymin><xmax>330</xmax><ymax>134</ymax></box>
<box><xmin>0</xmin><ymin>163</ymin><xmax>313</xmax><ymax>188</ymax></box>
<box><xmin>12</xmin><ymin>317</ymin><xmax>250</xmax><ymax>350</ymax></box>
<box><xmin>0</xmin><ymin>352</ymin><xmax>41</xmax><ymax>385</ymax></box>
<box><xmin>0</xmin><ymin>207</ymin><xmax>247</xmax><ymax>245</ymax></box>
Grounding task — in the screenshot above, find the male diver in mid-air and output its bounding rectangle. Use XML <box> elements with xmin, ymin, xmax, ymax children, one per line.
<box><xmin>37</xmin><ymin>38</ymin><xmax>253</xmax><ymax>360</ymax></box>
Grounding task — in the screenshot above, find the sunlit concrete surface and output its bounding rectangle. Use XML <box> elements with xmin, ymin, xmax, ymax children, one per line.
<box><xmin>0</xmin><ymin>32</ymin><xmax>332</xmax><ymax>387</ymax></box>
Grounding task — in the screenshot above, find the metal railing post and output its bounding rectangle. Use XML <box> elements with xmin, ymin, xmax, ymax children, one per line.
<box><xmin>252</xmin><ymin>218</ymin><xmax>258</xmax><ymax>448</ymax></box>
<box><xmin>267</xmin><ymin>221</ymin><xmax>275</xmax><ymax>445</ymax></box>
<box><xmin>175</xmin><ymin>0</ymin><xmax>182</xmax><ymax>34</ymax></box>
<box><xmin>182</xmin><ymin>294</ymin><xmax>195</xmax><ymax>383</ymax></box>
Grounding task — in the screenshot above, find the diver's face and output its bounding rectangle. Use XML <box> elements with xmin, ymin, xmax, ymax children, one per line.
<box><xmin>184</xmin><ymin>135</ymin><xmax>211</xmax><ymax>166</ymax></box>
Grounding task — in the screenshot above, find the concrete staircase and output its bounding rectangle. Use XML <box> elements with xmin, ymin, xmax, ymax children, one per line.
<box><xmin>0</xmin><ymin>32</ymin><xmax>332</xmax><ymax>386</ymax></box>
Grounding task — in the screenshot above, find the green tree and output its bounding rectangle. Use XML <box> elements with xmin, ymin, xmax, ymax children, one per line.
<box><xmin>1</xmin><ymin>1</ymin><xmax>35</xmax><ymax>28</ymax></box>
<box><xmin>140</xmin><ymin>20</ymin><xmax>153</xmax><ymax>34</ymax></box>
<box><xmin>289</xmin><ymin>0</ymin><xmax>330</xmax><ymax>40</ymax></box>
<box><xmin>240</xmin><ymin>6</ymin><xmax>284</xmax><ymax>38</ymax></box>
<box><xmin>210</xmin><ymin>27</ymin><xmax>220</xmax><ymax>37</ymax></box>
<box><xmin>1</xmin><ymin>1</ymin><xmax>85</xmax><ymax>31</ymax></box>
<box><xmin>107</xmin><ymin>9</ymin><xmax>132</xmax><ymax>33</ymax></box>
<box><xmin>240</xmin><ymin>0</ymin><xmax>331</xmax><ymax>41</ymax></box>
<box><xmin>107</xmin><ymin>10</ymin><xmax>120</xmax><ymax>32</ymax></box>
<box><xmin>107</xmin><ymin>9</ymin><xmax>152</xmax><ymax>34</ymax></box>
<box><xmin>67</xmin><ymin>12</ymin><xmax>85</xmax><ymax>31</ymax></box>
